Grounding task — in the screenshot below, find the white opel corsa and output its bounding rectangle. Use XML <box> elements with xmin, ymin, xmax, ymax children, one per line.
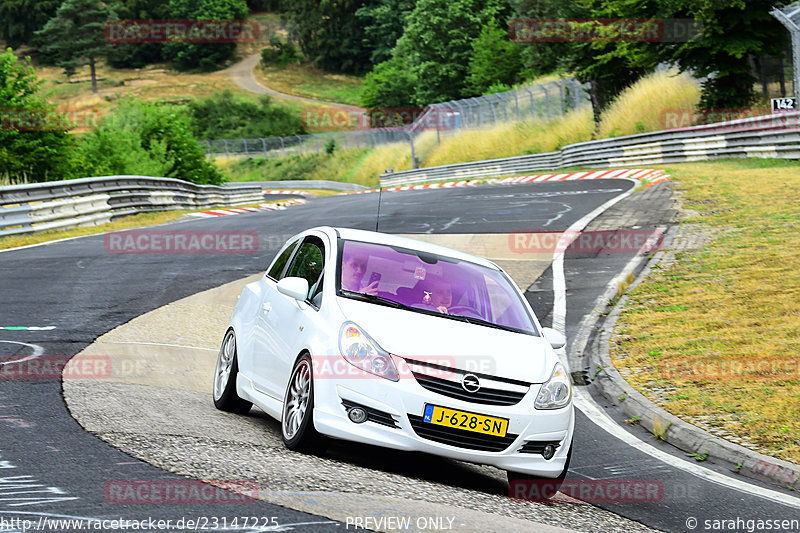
<box><xmin>213</xmin><ymin>226</ymin><xmax>574</xmax><ymax>492</ymax></box>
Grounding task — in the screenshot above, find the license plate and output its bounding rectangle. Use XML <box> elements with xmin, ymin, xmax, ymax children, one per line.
<box><xmin>423</xmin><ymin>404</ymin><xmax>508</xmax><ymax>437</ymax></box>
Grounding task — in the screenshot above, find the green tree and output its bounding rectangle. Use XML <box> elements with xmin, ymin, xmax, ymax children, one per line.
<box><xmin>398</xmin><ymin>0</ymin><xmax>508</xmax><ymax>104</ymax></box>
<box><xmin>162</xmin><ymin>0</ymin><xmax>249</xmax><ymax>71</ymax></box>
<box><xmin>188</xmin><ymin>90</ymin><xmax>306</xmax><ymax>139</ymax></box>
<box><xmin>509</xmin><ymin>0</ymin><xmax>575</xmax><ymax>77</ymax></box>
<box><xmin>464</xmin><ymin>18</ymin><xmax>524</xmax><ymax>96</ymax></box>
<box><xmin>0</xmin><ymin>0</ymin><xmax>60</xmax><ymax>47</ymax></box>
<box><xmin>360</xmin><ymin>56</ymin><xmax>417</xmax><ymax>109</ymax></box>
<box><xmin>356</xmin><ymin>0</ymin><xmax>416</xmax><ymax>66</ymax></box>
<box><xmin>246</xmin><ymin>0</ymin><xmax>282</xmax><ymax>10</ymax></box>
<box><xmin>35</xmin><ymin>0</ymin><xmax>117</xmax><ymax>94</ymax></box>
<box><xmin>106</xmin><ymin>0</ymin><xmax>167</xmax><ymax>69</ymax></box>
<box><xmin>665</xmin><ymin>0</ymin><xmax>789</xmax><ymax>109</ymax></box>
<box><xmin>0</xmin><ymin>49</ymin><xmax>81</xmax><ymax>183</ymax></box>
<box><xmin>282</xmin><ymin>0</ymin><xmax>372</xmax><ymax>74</ymax></box>
<box><xmin>511</xmin><ymin>0</ymin><xmax>658</xmax><ymax>121</ymax></box>
<box><xmin>79</xmin><ymin>99</ymin><xmax>223</xmax><ymax>185</ymax></box>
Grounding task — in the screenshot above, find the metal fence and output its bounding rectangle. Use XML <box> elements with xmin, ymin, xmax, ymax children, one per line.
<box><xmin>202</xmin><ymin>129</ymin><xmax>414</xmax><ymax>159</ymax></box>
<box><xmin>417</xmin><ymin>79</ymin><xmax>589</xmax><ymax>131</ymax></box>
<box><xmin>380</xmin><ymin>111</ymin><xmax>800</xmax><ymax>187</ymax></box>
<box><xmin>200</xmin><ymin>79</ymin><xmax>590</xmax><ymax>161</ymax></box>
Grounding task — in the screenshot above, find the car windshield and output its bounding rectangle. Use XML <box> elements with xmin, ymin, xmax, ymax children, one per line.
<box><xmin>337</xmin><ymin>239</ymin><xmax>538</xmax><ymax>335</ymax></box>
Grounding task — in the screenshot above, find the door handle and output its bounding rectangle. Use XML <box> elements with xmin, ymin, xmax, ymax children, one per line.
<box><xmin>262</xmin><ymin>302</ymin><xmax>272</xmax><ymax>313</ymax></box>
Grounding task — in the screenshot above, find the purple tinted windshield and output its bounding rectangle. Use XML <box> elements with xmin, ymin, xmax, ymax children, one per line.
<box><xmin>339</xmin><ymin>239</ymin><xmax>538</xmax><ymax>335</ymax></box>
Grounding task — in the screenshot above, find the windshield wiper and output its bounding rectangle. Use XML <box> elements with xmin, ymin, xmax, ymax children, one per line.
<box><xmin>444</xmin><ymin>313</ymin><xmax>519</xmax><ymax>333</ymax></box>
<box><xmin>340</xmin><ymin>290</ymin><xmax>409</xmax><ymax>310</ymax></box>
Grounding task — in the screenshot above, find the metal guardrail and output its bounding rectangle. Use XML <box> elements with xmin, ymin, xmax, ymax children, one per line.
<box><xmin>225</xmin><ymin>180</ymin><xmax>368</xmax><ymax>191</ymax></box>
<box><xmin>380</xmin><ymin>111</ymin><xmax>800</xmax><ymax>186</ymax></box>
<box><xmin>0</xmin><ymin>176</ymin><xmax>264</xmax><ymax>237</ymax></box>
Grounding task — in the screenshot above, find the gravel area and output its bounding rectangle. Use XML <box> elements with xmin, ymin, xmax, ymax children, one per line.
<box><xmin>67</xmin><ymin>378</ymin><xmax>658</xmax><ymax>533</ymax></box>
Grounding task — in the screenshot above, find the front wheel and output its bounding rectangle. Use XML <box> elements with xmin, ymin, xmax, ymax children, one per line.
<box><xmin>212</xmin><ymin>329</ymin><xmax>252</xmax><ymax>414</ymax></box>
<box><xmin>281</xmin><ymin>354</ymin><xmax>323</xmax><ymax>453</ymax></box>
<box><xmin>507</xmin><ymin>440</ymin><xmax>572</xmax><ymax>501</ymax></box>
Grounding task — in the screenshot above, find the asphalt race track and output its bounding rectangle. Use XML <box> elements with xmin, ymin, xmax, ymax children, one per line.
<box><xmin>1</xmin><ymin>180</ymin><xmax>798</xmax><ymax>532</ymax></box>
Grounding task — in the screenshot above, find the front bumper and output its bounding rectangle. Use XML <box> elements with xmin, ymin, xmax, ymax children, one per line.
<box><xmin>312</xmin><ymin>359</ymin><xmax>574</xmax><ymax>477</ymax></box>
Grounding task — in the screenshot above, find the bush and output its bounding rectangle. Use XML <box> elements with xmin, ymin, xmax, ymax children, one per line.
<box><xmin>78</xmin><ymin>99</ymin><xmax>223</xmax><ymax>184</ymax></box>
<box><xmin>261</xmin><ymin>36</ymin><xmax>300</xmax><ymax>67</ymax></box>
<box><xmin>360</xmin><ymin>56</ymin><xmax>416</xmax><ymax>109</ymax></box>
<box><xmin>188</xmin><ymin>90</ymin><xmax>306</xmax><ymax>139</ymax></box>
<box><xmin>162</xmin><ymin>0</ymin><xmax>248</xmax><ymax>71</ymax></box>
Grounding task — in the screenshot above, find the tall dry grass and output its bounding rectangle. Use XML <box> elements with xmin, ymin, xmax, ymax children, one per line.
<box><xmin>424</xmin><ymin>108</ymin><xmax>595</xmax><ymax>167</ymax></box>
<box><xmin>596</xmin><ymin>70</ymin><xmax>700</xmax><ymax>138</ymax></box>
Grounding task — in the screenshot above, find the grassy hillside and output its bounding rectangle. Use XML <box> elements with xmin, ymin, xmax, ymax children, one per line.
<box><xmin>222</xmin><ymin>70</ymin><xmax>708</xmax><ymax>185</ymax></box>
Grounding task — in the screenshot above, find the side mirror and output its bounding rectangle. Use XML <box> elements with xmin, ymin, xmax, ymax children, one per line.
<box><xmin>542</xmin><ymin>327</ymin><xmax>566</xmax><ymax>349</ymax></box>
<box><xmin>277</xmin><ymin>277</ymin><xmax>309</xmax><ymax>302</ymax></box>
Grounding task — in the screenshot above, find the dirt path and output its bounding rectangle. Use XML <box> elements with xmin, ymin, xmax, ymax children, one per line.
<box><xmin>225</xmin><ymin>53</ymin><xmax>365</xmax><ymax>113</ymax></box>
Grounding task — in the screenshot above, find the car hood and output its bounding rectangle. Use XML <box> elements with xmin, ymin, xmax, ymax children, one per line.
<box><xmin>336</xmin><ymin>297</ymin><xmax>554</xmax><ymax>384</ymax></box>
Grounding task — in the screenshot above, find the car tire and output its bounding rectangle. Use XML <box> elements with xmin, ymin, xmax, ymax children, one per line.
<box><xmin>213</xmin><ymin>329</ymin><xmax>253</xmax><ymax>414</ymax></box>
<box><xmin>507</xmin><ymin>439</ymin><xmax>572</xmax><ymax>501</ymax></box>
<box><xmin>281</xmin><ymin>354</ymin><xmax>323</xmax><ymax>453</ymax></box>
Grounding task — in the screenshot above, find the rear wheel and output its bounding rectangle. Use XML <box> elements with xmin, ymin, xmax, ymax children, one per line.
<box><xmin>507</xmin><ymin>440</ymin><xmax>572</xmax><ymax>501</ymax></box>
<box><xmin>281</xmin><ymin>354</ymin><xmax>323</xmax><ymax>452</ymax></box>
<box><xmin>212</xmin><ymin>329</ymin><xmax>252</xmax><ymax>414</ymax></box>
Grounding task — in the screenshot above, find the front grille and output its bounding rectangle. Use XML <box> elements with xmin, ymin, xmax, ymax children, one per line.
<box><xmin>341</xmin><ymin>400</ymin><xmax>399</xmax><ymax>429</ymax></box>
<box><xmin>408</xmin><ymin>414</ymin><xmax>518</xmax><ymax>452</ymax></box>
<box><xmin>518</xmin><ymin>441</ymin><xmax>561</xmax><ymax>455</ymax></box>
<box><xmin>412</xmin><ymin>371</ymin><xmax>527</xmax><ymax>406</ymax></box>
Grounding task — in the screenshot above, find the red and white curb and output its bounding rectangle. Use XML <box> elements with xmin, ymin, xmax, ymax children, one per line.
<box><xmin>346</xmin><ymin>168</ymin><xmax>670</xmax><ymax>194</ymax></box>
<box><xmin>264</xmin><ymin>189</ymin><xmax>310</xmax><ymax>196</ymax></box>
<box><xmin>189</xmin><ymin>199</ymin><xmax>306</xmax><ymax>218</ymax></box>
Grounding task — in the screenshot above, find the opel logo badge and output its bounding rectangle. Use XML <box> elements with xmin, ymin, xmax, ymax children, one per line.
<box><xmin>461</xmin><ymin>374</ymin><xmax>481</xmax><ymax>393</ymax></box>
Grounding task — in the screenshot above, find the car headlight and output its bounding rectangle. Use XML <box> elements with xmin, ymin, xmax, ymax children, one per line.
<box><xmin>534</xmin><ymin>362</ymin><xmax>572</xmax><ymax>410</ymax></box>
<box><xmin>338</xmin><ymin>321</ymin><xmax>399</xmax><ymax>381</ymax></box>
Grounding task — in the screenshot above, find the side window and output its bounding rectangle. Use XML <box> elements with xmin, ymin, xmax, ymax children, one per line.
<box><xmin>267</xmin><ymin>240</ymin><xmax>299</xmax><ymax>281</ymax></box>
<box><xmin>285</xmin><ymin>237</ymin><xmax>325</xmax><ymax>304</ymax></box>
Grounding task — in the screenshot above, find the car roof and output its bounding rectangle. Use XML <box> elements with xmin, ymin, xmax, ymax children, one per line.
<box><xmin>312</xmin><ymin>226</ymin><xmax>500</xmax><ymax>270</ymax></box>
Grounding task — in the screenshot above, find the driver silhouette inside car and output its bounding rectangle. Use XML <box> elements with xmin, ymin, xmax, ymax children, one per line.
<box><xmin>424</xmin><ymin>278</ymin><xmax>452</xmax><ymax>314</ymax></box>
<box><xmin>341</xmin><ymin>255</ymin><xmax>379</xmax><ymax>295</ymax></box>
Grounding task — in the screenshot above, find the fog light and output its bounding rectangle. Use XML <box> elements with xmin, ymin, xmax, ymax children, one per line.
<box><xmin>543</xmin><ymin>444</ymin><xmax>557</xmax><ymax>460</ymax></box>
<box><xmin>348</xmin><ymin>407</ymin><xmax>368</xmax><ymax>424</ymax></box>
